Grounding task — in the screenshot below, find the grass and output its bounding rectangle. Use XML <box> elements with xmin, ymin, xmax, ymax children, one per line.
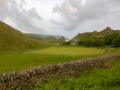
<box><xmin>31</xmin><ymin>61</ymin><xmax>120</xmax><ymax>90</ymax></box>
<box><xmin>0</xmin><ymin>46</ymin><xmax>120</xmax><ymax>73</ymax></box>
<box><xmin>25</xmin><ymin>46</ymin><xmax>105</xmax><ymax>55</ymax></box>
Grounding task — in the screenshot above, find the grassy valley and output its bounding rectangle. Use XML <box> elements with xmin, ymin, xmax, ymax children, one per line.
<box><xmin>0</xmin><ymin>22</ymin><xmax>120</xmax><ymax>90</ymax></box>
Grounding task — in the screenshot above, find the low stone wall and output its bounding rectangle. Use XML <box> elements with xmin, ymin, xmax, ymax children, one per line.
<box><xmin>0</xmin><ymin>54</ymin><xmax>120</xmax><ymax>90</ymax></box>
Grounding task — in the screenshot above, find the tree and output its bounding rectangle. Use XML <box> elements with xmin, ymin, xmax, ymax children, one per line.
<box><xmin>112</xmin><ymin>36</ymin><xmax>120</xmax><ymax>47</ymax></box>
<box><xmin>78</xmin><ymin>41</ymin><xmax>83</xmax><ymax>45</ymax></box>
<box><xmin>92</xmin><ymin>39</ymin><xmax>99</xmax><ymax>47</ymax></box>
<box><xmin>98</xmin><ymin>38</ymin><xmax>105</xmax><ymax>46</ymax></box>
<box><xmin>62</xmin><ymin>41</ymin><xmax>72</xmax><ymax>45</ymax></box>
<box><xmin>105</xmin><ymin>33</ymin><xmax>119</xmax><ymax>45</ymax></box>
<box><xmin>84</xmin><ymin>39</ymin><xmax>92</xmax><ymax>47</ymax></box>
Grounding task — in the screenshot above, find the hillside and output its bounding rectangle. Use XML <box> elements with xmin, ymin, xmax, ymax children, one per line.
<box><xmin>56</xmin><ymin>36</ymin><xmax>66</xmax><ymax>44</ymax></box>
<box><xmin>0</xmin><ymin>21</ymin><xmax>52</xmax><ymax>52</ymax></box>
<box><xmin>25</xmin><ymin>33</ymin><xmax>42</xmax><ymax>41</ymax></box>
<box><xmin>42</xmin><ymin>36</ymin><xmax>57</xmax><ymax>43</ymax></box>
<box><xmin>42</xmin><ymin>36</ymin><xmax>66</xmax><ymax>44</ymax></box>
<box><xmin>25</xmin><ymin>33</ymin><xmax>69</xmax><ymax>42</ymax></box>
<box><xmin>25</xmin><ymin>33</ymin><xmax>62</xmax><ymax>39</ymax></box>
<box><xmin>70</xmin><ymin>27</ymin><xmax>120</xmax><ymax>45</ymax></box>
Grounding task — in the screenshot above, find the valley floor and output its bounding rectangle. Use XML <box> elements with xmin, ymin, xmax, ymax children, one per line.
<box><xmin>0</xmin><ymin>46</ymin><xmax>120</xmax><ymax>73</ymax></box>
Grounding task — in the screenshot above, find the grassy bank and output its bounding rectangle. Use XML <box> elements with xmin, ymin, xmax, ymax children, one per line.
<box><xmin>29</xmin><ymin>60</ymin><xmax>120</xmax><ymax>90</ymax></box>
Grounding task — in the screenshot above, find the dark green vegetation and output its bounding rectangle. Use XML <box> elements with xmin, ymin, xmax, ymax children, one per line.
<box><xmin>25</xmin><ymin>33</ymin><xmax>68</xmax><ymax>44</ymax></box>
<box><xmin>69</xmin><ymin>27</ymin><xmax>120</xmax><ymax>47</ymax></box>
<box><xmin>0</xmin><ymin>21</ymin><xmax>52</xmax><ymax>52</ymax></box>
<box><xmin>34</xmin><ymin>61</ymin><xmax>120</xmax><ymax>90</ymax></box>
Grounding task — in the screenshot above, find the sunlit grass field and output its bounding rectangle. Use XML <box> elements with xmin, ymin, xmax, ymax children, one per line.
<box><xmin>0</xmin><ymin>46</ymin><xmax>120</xmax><ymax>73</ymax></box>
<box><xmin>26</xmin><ymin>46</ymin><xmax>105</xmax><ymax>55</ymax></box>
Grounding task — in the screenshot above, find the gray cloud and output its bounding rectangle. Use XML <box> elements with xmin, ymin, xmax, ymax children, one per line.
<box><xmin>0</xmin><ymin>0</ymin><xmax>44</xmax><ymax>33</ymax></box>
<box><xmin>53</xmin><ymin>0</ymin><xmax>120</xmax><ymax>31</ymax></box>
<box><xmin>51</xmin><ymin>19</ymin><xmax>61</xmax><ymax>25</ymax></box>
<box><xmin>0</xmin><ymin>0</ymin><xmax>10</xmax><ymax>20</ymax></box>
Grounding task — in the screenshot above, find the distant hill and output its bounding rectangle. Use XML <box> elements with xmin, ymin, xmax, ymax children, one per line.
<box><xmin>25</xmin><ymin>33</ymin><xmax>42</xmax><ymax>41</ymax></box>
<box><xmin>56</xmin><ymin>36</ymin><xmax>66</xmax><ymax>44</ymax></box>
<box><xmin>25</xmin><ymin>33</ymin><xmax>69</xmax><ymax>43</ymax></box>
<box><xmin>42</xmin><ymin>36</ymin><xmax>66</xmax><ymax>44</ymax></box>
<box><xmin>70</xmin><ymin>27</ymin><xmax>120</xmax><ymax>45</ymax></box>
<box><xmin>42</xmin><ymin>36</ymin><xmax>57</xmax><ymax>43</ymax></box>
<box><xmin>0</xmin><ymin>21</ymin><xmax>52</xmax><ymax>52</ymax></box>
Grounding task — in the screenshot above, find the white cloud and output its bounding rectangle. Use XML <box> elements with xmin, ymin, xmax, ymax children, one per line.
<box><xmin>0</xmin><ymin>0</ymin><xmax>44</xmax><ymax>33</ymax></box>
<box><xmin>81</xmin><ymin>0</ymin><xmax>86</xmax><ymax>5</ymax></box>
<box><xmin>1</xmin><ymin>0</ymin><xmax>120</xmax><ymax>39</ymax></box>
<box><xmin>53</xmin><ymin>0</ymin><xmax>120</xmax><ymax>31</ymax></box>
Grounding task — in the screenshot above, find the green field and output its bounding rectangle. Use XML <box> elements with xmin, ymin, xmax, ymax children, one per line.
<box><xmin>0</xmin><ymin>46</ymin><xmax>120</xmax><ymax>73</ymax></box>
<box><xmin>25</xmin><ymin>46</ymin><xmax>105</xmax><ymax>55</ymax></box>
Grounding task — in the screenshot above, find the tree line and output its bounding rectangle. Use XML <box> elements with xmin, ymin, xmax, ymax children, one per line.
<box><xmin>78</xmin><ymin>33</ymin><xmax>120</xmax><ymax>47</ymax></box>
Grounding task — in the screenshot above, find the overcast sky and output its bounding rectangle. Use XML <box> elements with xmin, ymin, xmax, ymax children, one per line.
<box><xmin>0</xmin><ymin>0</ymin><xmax>120</xmax><ymax>39</ymax></box>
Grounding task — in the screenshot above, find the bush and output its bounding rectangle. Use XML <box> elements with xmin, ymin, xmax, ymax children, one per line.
<box><xmin>105</xmin><ymin>33</ymin><xmax>119</xmax><ymax>45</ymax></box>
<box><xmin>112</xmin><ymin>36</ymin><xmax>120</xmax><ymax>47</ymax></box>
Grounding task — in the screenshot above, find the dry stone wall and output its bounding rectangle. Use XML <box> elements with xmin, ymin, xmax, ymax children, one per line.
<box><xmin>0</xmin><ymin>54</ymin><xmax>120</xmax><ymax>90</ymax></box>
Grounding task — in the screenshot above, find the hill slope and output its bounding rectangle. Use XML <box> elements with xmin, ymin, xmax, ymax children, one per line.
<box><xmin>56</xmin><ymin>36</ymin><xmax>66</xmax><ymax>44</ymax></box>
<box><xmin>25</xmin><ymin>33</ymin><xmax>62</xmax><ymax>39</ymax></box>
<box><xmin>70</xmin><ymin>27</ymin><xmax>120</xmax><ymax>44</ymax></box>
<box><xmin>0</xmin><ymin>21</ymin><xmax>52</xmax><ymax>52</ymax></box>
<box><xmin>42</xmin><ymin>36</ymin><xmax>57</xmax><ymax>43</ymax></box>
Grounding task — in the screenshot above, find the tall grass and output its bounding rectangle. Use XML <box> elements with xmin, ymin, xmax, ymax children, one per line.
<box><xmin>34</xmin><ymin>61</ymin><xmax>120</xmax><ymax>90</ymax></box>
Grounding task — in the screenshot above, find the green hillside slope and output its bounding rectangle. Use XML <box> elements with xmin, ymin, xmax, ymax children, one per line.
<box><xmin>42</xmin><ymin>36</ymin><xmax>57</xmax><ymax>43</ymax></box>
<box><xmin>25</xmin><ymin>33</ymin><xmax>62</xmax><ymax>40</ymax></box>
<box><xmin>56</xmin><ymin>36</ymin><xmax>66</xmax><ymax>44</ymax></box>
<box><xmin>70</xmin><ymin>27</ymin><xmax>120</xmax><ymax>45</ymax></box>
<box><xmin>0</xmin><ymin>21</ymin><xmax>52</xmax><ymax>52</ymax></box>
